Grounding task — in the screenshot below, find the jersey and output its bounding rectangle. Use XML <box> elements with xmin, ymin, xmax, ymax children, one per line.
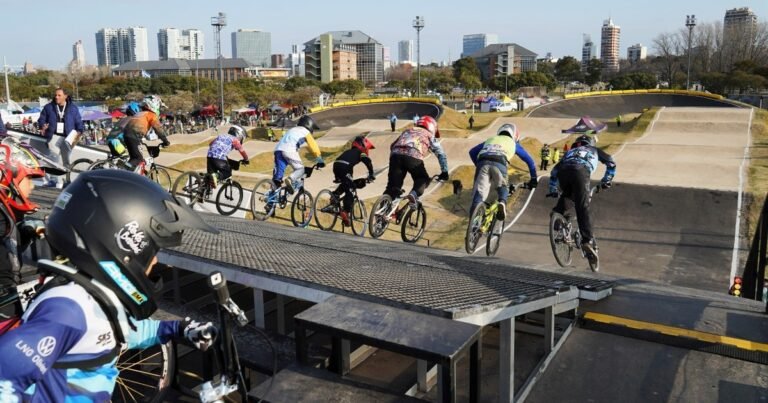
<box><xmin>390</xmin><ymin>127</ymin><xmax>448</xmax><ymax>172</ymax></box>
<box><xmin>208</xmin><ymin>134</ymin><xmax>248</xmax><ymax>160</ymax></box>
<box><xmin>123</xmin><ymin>111</ymin><xmax>168</xmax><ymax>143</ymax></box>
<box><xmin>0</xmin><ymin>282</ymin><xmax>180</xmax><ymax>402</ymax></box>
<box><xmin>333</xmin><ymin>148</ymin><xmax>374</xmax><ymax>177</ymax></box>
<box><xmin>274</xmin><ymin>126</ymin><xmax>320</xmax><ymax>157</ymax></box>
<box><xmin>468</xmin><ymin>136</ymin><xmax>537</xmax><ymax>178</ymax></box>
<box><xmin>550</xmin><ymin>145</ymin><xmax>616</xmax><ymax>188</ymax></box>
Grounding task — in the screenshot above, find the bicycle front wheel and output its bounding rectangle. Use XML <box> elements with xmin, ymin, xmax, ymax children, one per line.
<box><xmin>465</xmin><ymin>204</ymin><xmax>486</xmax><ymax>254</ymax></box>
<box><xmin>368</xmin><ymin>195</ymin><xmax>393</xmax><ymax>239</ymax></box>
<box><xmin>89</xmin><ymin>158</ymin><xmax>121</xmax><ymax>171</ymax></box>
<box><xmin>215</xmin><ymin>181</ymin><xmax>243</xmax><ymax>216</ymax></box>
<box><xmin>486</xmin><ymin>216</ymin><xmax>504</xmax><ymax>256</ymax></box>
<box><xmin>313</xmin><ymin>189</ymin><xmax>339</xmax><ymax>231</ymax></box>
<box><xmin>172</xmin><ymin>172</ymin><xmax>205</xmax><ymax>207</ymax></box>
<box><xmin>549</xmin><ymin>212</ymin><xmax>572</xmax><ymax>267</ymax></box>
<box><xmin>251</xmin><ymin>179</ymin><xmax>276</xmax><ymax>221</ymax></box>
<box><xmin>291</xmin><ymin>190</ymin><xmax>314</xmax><ymax>228</ymax></box>
<box><xmin>350</xmin><ymin>197</ymin><xmax>367</xmax><ymax>236</ymax></box>
<box><xmin>66</xmin><ymin>158</ymin><xmax>93</xmax><ymax>184</ymax></box>
<box><xmin>113</xmin><ymin>340</ymin><xmax>176</xmax><ymax>403</ymax></box>
<box><xmin>401</xmin><ymin>205</ymin><xmax>427</xmax><ymax>243</ymax></box>
<box><xmin>148</xmin><ymin>166</ymin><xmax>172</xmax><ymax>192</ymax></box>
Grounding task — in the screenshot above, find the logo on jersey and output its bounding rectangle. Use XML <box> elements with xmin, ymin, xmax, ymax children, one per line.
<box><xmin>54</xmin><ymin>191</ymin><xmax>72</xmax><ymax>210</ymax></box>
<box><xmin>37</xmin><ymin>336</ymin><xmax>56</xmax><ymax>357</ymax></box>
<box><xmin>116</xmin><ymin>220</ymin><xmax>149</xmax><ymax>255</ymax></box>
<box><xmin>100</xmin><ymin>261</ymin><xmax>148</xmax><ymax>305</ymax></box>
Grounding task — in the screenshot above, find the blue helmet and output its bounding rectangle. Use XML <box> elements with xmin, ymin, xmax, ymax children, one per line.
<box><xmin>126</xmin><ymin>102</ymin><xmax>141</xmax><ymax>116</ymax></box>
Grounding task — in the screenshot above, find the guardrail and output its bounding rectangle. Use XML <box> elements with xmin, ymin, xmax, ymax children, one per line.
<box><xmin>309</xmin><ymin>97</ymin><xmax>442</xmax><ymax>114</ymax></box>
<box><xmin>564</xmin><ymin>89</ymin><xmax>725</xmax><ymax>101</ymax></box>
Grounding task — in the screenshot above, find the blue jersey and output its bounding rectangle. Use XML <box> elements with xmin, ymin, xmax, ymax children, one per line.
<box><xmin>0</xmin><ymin>282</ymin><xmax>180</xmax><ymax>402</ymax></box>
<box><xmin>550</xmin><ymin>145</ymin><xmax>616</xmax><ymax>189</ymax></box>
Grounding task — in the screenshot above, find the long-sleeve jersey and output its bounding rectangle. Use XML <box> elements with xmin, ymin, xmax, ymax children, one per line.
<box><xmin>390</xmin><ymin>127</ymin><xmax>448</xmax><ymax>173</ymax></box>
<box><xmin>274</xmin><ymin>126</ymin><xmax>320</xmax><ymax>157</ymax></box>
<box><xmin>123</xmin><ymin>111</ymin><xmax>168</xmax><ymax>143</ymax></box>
<box><xmin>333</xmin><ymin>148</ymin><xmax>374</xmax><ymax>177</ymax></box>
<box><xmin>208</xmin><ymin>134</ymin><xmax>248</xmax><ymax>160</ymax></box>
<box><xmin>468</xmin><ymin>136</ymin><xmax>537</xmax><ymax>178</ymax></box>
<box><xmin>0</xmin><ymin>282</ymin><xmax>180</xmax><ymax>402</ymax></box>
<box><xmin>550</xmin><ymin>145</ymin><xmax>616</xmax><ymax>188</ymax></box>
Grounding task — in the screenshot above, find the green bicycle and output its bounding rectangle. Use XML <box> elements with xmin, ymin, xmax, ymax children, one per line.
<box><xmin>465</xmin><ymin>182</ymin><xmax>530</xmax><ymax>256</ymax></box>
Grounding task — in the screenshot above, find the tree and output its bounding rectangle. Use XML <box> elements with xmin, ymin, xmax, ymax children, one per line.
<box><xmin>554</xmin><ymin>56</ymin><xmax>584</xmax><ymax>84</ymax></box>
<box><xmin>537</xmin><ymin>60</ymin><xmax>555</xmax><ymax>76</ymax></box>
<box><xmin>584</xmin><ymin>59</ymin><xmax>603</xmax><ymax>86</ymax></box>
<box><xmin>320</xmin><ymin>81</ymin><xmax>345</xmax><ymax>98</ymax></box>
<box><xmin>452</xmin><ymin>57</ymin><xmax>482</xmax><ymax>92</ymax></box>
<box><xmin>386</xmin><ymin>64</ymin><xmax>414</xmax><ymax>81</ymax></box>
<box><xmin>287</xmin><ymin>86</ymin><xmax>321</xmax><ymax>106</ymax></box>
<box><xmin>284</xmin><ymin>76</ymin><xmax>320</xmax><ymax>92</ymax></box>
<box><xmin>164</xmin><ymin>91</ymin><xmax>196</xmax><ymax>114</ymax></box>
<box><xmin>652</xmin><ymin>31</ymin><xmax>684</xmax><ymax>87</ymax></box>
<box><xmin>340</xmin><ymin>79</ymin><xmax>364</xmax><ymax>99</ymax></box>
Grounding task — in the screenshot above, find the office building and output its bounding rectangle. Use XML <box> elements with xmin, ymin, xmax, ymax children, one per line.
<box><xmin>285</xmin><ymin>44</ymin><xmax>306</xmax><ymax>77</ymax></box>
<box><xmin>581</xmin><ymin>34</ymin><xmax>597</xmax><ymax>71</ymax></box>
<box><xmin>113</xmin><ymin>58</ymin><xmax>251</xmax><ymax>82</ymax></box>
<box><xmin>95</xmin><ymin>27</ymin><xmax>148</xmax><ymax>66</ymax></box>
<box><xmin>470</xmin><ymin>43</ymin><xmax>537</xmax><ymax>81</ymax></box>
<box><xmin>723</xmin><ymin>7</ymin><xmax>758</xmax><ymax>69</ymax></box>
<box><xmin>462</xmin><ymin>33</ymin><xmax>498</xmax><ymax>58</ymax></box>
<box><xmin>627</xmin><ymin>44</ymin><xmax>647</xmax><ymax>64</ymax></box>
<box><xmin>157</xmin><ymin>29</ymin><xmax>204</xmax><ymax>60</ymax></box>
<box><xmin>231</xmin><ymin>29</ymin><xmax>271</xmax><ymax>67</ymax></box>
<box><xmin>271</xmin><ymin>54</ymin><xmax>285</xmax><ymax>68</ymax></box>
<box><xmin>304</xmin><ymin>31</ymin><xmax>383</xmax><ymax>84</ymax></box>
<box><xmin>72</xmin><ymin>40</ymin><xmax>86</xmax><ymax>69</ymax></box>
<box><xmin>600</xmin><ymin>18</ymin><xmax>620</xmax><ymax>73</ymax></box>
<box><xmin>398</xmin><ymin>40</ymin><xmax>414</xmax><ymax>64</ymax></box>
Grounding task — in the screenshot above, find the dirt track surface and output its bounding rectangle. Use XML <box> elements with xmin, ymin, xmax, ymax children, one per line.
<box><xmin>529</xmin><ymin>94</ymin><xmax>740</xmax><ymax>120</ymax></box>
<box><xmin>310</xmin><ymin>102</ymin><xmax>442</xmax><ymax>128</ymax></box>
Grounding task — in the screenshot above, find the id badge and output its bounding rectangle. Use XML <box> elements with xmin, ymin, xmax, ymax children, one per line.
<box><xmin>56</xmin><ymin>122</ymin><xmax>64</xmax><ymax>134</ymax></box>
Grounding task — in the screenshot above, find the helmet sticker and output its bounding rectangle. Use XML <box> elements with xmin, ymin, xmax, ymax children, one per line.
<box><xmin>54</xmin><ymin>191</ymin><xmax>72</xmax><ymax>210</ymax></box>
<box><xmin>116</xmin><ymin>221</ymin><xmax>149</xmax><ymax>255</ymax></box>
<box><xmin>99</xmin><ymin>261</ymin><xmax>148</xmax><ymax>304</ymax></box>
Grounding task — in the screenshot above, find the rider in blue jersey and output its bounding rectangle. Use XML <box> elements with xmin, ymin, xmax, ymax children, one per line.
<box><xmin>547</xmin><ymin>134</ymin><xmax>616</xmax><ymax>260</ymax></box>
<box><xmin>0</xmin><ymin>170</ymin><xmax>219</xmax><ymax>402</ymax></box>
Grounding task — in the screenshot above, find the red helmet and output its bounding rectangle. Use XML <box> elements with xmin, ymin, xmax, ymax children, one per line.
<box><xmin>0</xmin><ymin>142</ymin><xmax>46</xmax><ymax>217</ymax></box>
<box><xmin>352</xmin><ymin>135</ymin><xmax>375</xmax><ymax>155</ymax></box>
<box><xmin>416</xmin><ymin>115</ymin><xmax>440</xmax><ymax>138</ymax></box>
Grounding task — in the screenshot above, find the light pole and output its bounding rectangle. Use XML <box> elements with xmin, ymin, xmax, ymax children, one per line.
<box><xmin>686</xmin><ymin>15</ymin><xmax>696</xmax><ymax>90</ymax></box>
<box><xmin>211</xmin><ymin>12</ymin><xmax>227</xmax><ymax>120</ymax></box>
<box><xmin>412</xmin><ymin>16</ymin><xmax>424</xmax><ymax>97</ymax></box>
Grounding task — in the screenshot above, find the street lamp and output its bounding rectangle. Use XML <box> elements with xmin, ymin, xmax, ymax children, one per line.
<box><xmin>211</xmin><ymin>12</ymin><xmax>227</xmax><ymax>120</ymax></box>
<box><xmin>412</xmin><ymin>16</ymin><xmax>425</xmax><ymax>97</ymax></box>
<box><xmin>686</xmin><ymin>15</ymin><xmax>696</xmax><ymax>90</ymax></box>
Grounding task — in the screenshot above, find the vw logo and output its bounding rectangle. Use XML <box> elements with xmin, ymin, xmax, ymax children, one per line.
<box><xmin>37</xmin><ymin>337</ymin><xmax>57</xmax><ymax>357</ymax></box>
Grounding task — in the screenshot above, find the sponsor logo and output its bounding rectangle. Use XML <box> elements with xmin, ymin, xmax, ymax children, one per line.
<box><xmin>97</xmin><ymin>332</ymin><xmax>113</xmax><ymax>346</ymax></box>
<box><xmin>37</xmin><ymin>337</ymin><xmax>56</xmax><ymax>357</ymax></box>
<box><xmin>100</xmin><ymin>261</ymin><xmax>148</xmax><ymax>305</ymax></box>
<box><xmin>53</xmin><ymin>191</ymin><xmax>72</xmax><ymax>210</ymax></box>
<box><xmin>115</xmin><ymin>221</ymin><xmax>149</xmax><ymax>255</ymax></box>
<box><xmin>15</xmin><ymin>337</ymin><xmax>54</xmax><ymax>374</ymax></box>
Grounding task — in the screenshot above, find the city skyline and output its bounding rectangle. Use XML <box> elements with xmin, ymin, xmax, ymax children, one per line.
<box><xmin>5</xmin><ymin>0</ymin><xmax>768</xmax><ymax>70</ymax></box>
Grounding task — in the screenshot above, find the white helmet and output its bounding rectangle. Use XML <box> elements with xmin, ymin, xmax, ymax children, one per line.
<box><xmin>228</xmin><ymin>125</ymin><xmax>246</xmax><ymax>143</ymax></box>
<box><xmin>141</xmin><ymin>95</ymin><xmax>163</xmax><ymax>116</ymax></box>
<box><xmin>497</xmin><ymin>123</ymin><xmax>520</xmax><ymax>142</ymax></box>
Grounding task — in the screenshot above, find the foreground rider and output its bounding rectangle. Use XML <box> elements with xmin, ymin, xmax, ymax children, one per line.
<box><xmin>0</xmin><ymin>170</ymin><xmax>218</xmax><ymax>401</ymax></box>
<box><xmin>272</xmin><ymin>115</ymin><xmax>325</xmax><ymax>194</ymax></box>
<box><xmin>385</xmin><ymin>115</ymin><xmax>449</xmax><ymax>205</ymax></box>
<box><xmin>547</xmin><ymin>134</ymin><xmax>616</xmax><ymax>259</ymax></box>
<box><xmin>122</xmin><ymin>95</ymin><xmax>171</xmax><ymax>172</ymax></box>
<box><xmin>468</xmin><ymin>123</ymin><xmax>537</xmax><ymax>220</ymax></box>
<box><xmin>207</xmin><ymin>125</ymin><xmax>250</xmax><ymax>187</ymax></box>
<box><xmin>332</xmin><ymin>136</ymin><xmax>376</xmax><ymax>226</ymax></box>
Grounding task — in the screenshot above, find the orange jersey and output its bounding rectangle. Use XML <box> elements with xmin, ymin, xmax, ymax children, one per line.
<box><xmin>123</xmin><ymin>111</ymin><xmax>167</xmax><ymax>140</ymax></box>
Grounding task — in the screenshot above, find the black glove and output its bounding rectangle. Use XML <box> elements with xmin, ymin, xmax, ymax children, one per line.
<box><xmin>527</xmin><ymin>177</ymin><xmax>538</xmax><ymax>189</ymax></box>
<box><xmin>600</xmin><ymin>181</ymin><xmax>612</xmax><ymax>189</ymax></box>
<box><xmin>242</xmin><ymin>159</ymin><xmax>250</xmax><ymax>166</ymax></box>
<box><xmin>438</xmin><ymin>171</ymin><xmax>449</xmax><ymax>182</ymax></box>
<box><xmin>161</xmin><ymin>140</ymin><xmax>171</xmax><ymax>148</ymax></box>
<box><xmin>545</xmin><ymin>190</ymin><xmax>559</xmax><ymax>198</ymax></box>
<box><xmin>366</xmin><ymin>174</ymin><xmax>376</xmax><ymax>183</ymax></box>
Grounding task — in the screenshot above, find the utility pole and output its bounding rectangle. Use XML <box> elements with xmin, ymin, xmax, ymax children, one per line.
<box><xmin>211</xmin><ymin>12</ymin><xmax>227</xmax><ymax>119</ymax></box>
<box><xmin>686</xmin><ymin>15</ymin><xmax>696</xmax><ymax>90</ymax></box>
<box><xmin>412</xmin><ymin>16</ymin><xmax>424</xmax><ymax>97</ymax></box>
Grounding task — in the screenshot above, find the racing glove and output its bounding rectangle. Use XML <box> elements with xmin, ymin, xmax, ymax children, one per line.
<box><xmin>315</xmin><ymin>157</ymin><xmax>326</xmax><ymax>168</ymax></box>
<box><xmin>366</xmin><ymin>174</ymin><xmax>376</xmax><ymax>183</ymax></box>
<box><xmin>601</xmin><ymin>175</ymin><xmax>614</xmax><ymax>189</ymax></box>
<box><xmin>180</xmin><ymin>317</ymin><xmax>218</xmax><ymax>352</ymax></box>
<box><xmin>527</xmin><ymin>177</ymin><xmax>538</xmax><ymax>189</ymax></box>
<box><xmin>242</xmin><ymin>159</ymin><xmax>250</xmax><ymax>166</ymax></box>
<box><xmin>161</xmin><ymin>140</ymin><xmax>171</xmax><ymax>148</ymax></box>
<box><xmin>438</xmin><ymin>171</ymin><xmax>449</xmax><ymax>181</ymax></box>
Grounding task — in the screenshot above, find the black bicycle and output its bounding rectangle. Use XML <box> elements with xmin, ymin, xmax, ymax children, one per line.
<box><xmin>548</xmin><ymin>185</ymin><xmax>601</xmax><ymax>272</ymax></box>
<box><xmin>368</xmin><ymin>175</ymin><xmax>442</xmax><ymax>243</ymax></box>
<box><xmin>172</xmin><ymin>159</ymin><xmax>245</xmax><ymax>216</ymax></box>
<box><xmin>251</xmin><ymin>164</ymin><xmax>320</xmax><ymax>227</ymax></box>
<box><xmin>314</xmin><ymin>176</ymin><xmax>371</xmax><ymax>236</ymax></box>
<box><xmin>83</xmin><ymin>144</ymin><xmax>172</xmax><ymax>191</ymax></box>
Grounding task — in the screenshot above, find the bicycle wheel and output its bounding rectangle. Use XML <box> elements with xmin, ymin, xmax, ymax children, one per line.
<box><xmin>148</xmin><ymin>166</ymin><xmax>172</xmax><ymax>192</ymax></box>
<box><xmin>88</xmin><ymin>159</ymin><xmax>118</xmax><ymax>171</ymax></box>
<box><xmin>172</xmin><ymin>172</ymin><xmax>205</xmax><ymax>207</ymax></box>
<box><xmin>368</xmin><ymin>195</ymin><xmax>393</xmax><ymax>239</ymax></box>
<box><xmin>549</xmin><ymin>212</ymin><xmax>572</xmax><ymax>267</ymax></box>
<box><xmin>251</xmin><ymin>179</ymin><xmax>277</xmax><ymax>221</ymax></box>
<box><xmin>291</xmin><ymin>190</ymin><xmax>314</xmax><ymax>228</ymax></box>
<box><xmin>465</xmin><ymin>204</ymin><xmax>486</xmax><ymax>254</ymax></box>
<box><xmin>113</xmin><ymin>340</ymin><xmax>176</xmax><ymax>403</ymax></box>
<box><xmin>313</xmin><ymin>189</ymin><xmax>339</xmax><ymax>231</ymax></box>
<box><xmin>486</xmin><ymin>217</ymin><xmax>504</xmax><ymax>256</ymax></box>
<box><xmin>349</xmin><ymin>197</ymin><xmax>367</xmax><ymax>236</ymax></box>
<box><xmin>65</xmin><ymin>158</ymin><xmax>93</xmax><ymax>184</ymax></box>
<box><xmin>215</xmin><ymin>180</ymin><xmax>243</xmax><ymax>216</ymax></box>
<box><xmin>401</xmin><ymin>205</ymin><xmax>427</xmax><ymax>243</ymax></box>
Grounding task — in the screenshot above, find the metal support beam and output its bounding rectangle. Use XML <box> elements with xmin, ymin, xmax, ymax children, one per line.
<box><xmin>276</xmin><ymin>294</ymin><xmax>286</xmax><ymax>335</ymax></box>
<box><xmin>499</xmin><ymin>317</ymin><xmax>515</xmax><ymax>403</ymax></box>
<box><xmin>544</xmin><ymin>306</ymin><xmax>555</xmax><ymax>353</ymax></box>
<box><xmin>253</xmin><ymin>289</ymin><xmax>265</xmax><ymax>329</ymax></box>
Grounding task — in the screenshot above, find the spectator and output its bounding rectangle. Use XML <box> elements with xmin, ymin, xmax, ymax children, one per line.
<box><xmin>413</xmin><ymin>114</ymin><xmax>419</xmax><ymax>125</ymax></box>
<box><xmin>37</xmin><ymin>88</ymin><xmax>83</xmax><ymax>188</ymax></box>
<box><xmin>552</xmin><ymin>146</ymin><xmax>561</xmax><ymax>164</ymax></box>
<box><xmin>469</xmin><ymin>114</ymin><xmax>475</xmax><ymax>129</ymax></box>
<box><xmin>389</xmin><ymin>113</ymin><xmax>397</xmax><ymax>132</ymax></box>
<box><xmin>616</xmin><ymin>115</ymin><xmax>622</xmax><ymax>127</ymax></box>
<box><xmin>540</xmin><ymin>144</ymin><xmax>551</xmax><ymax>171</ymax></box>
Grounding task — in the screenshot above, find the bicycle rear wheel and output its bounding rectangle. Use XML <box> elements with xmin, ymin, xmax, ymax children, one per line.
<box><xmin>89</xmin><ymin>158</ymin><xmax>121</xmax><ymax>171</ymax></box>
<box><xmin>113</xmin><ymin>340</ymin><xmax>175</xmax><ymax>403</ymax></box>
<box><xmin>65</xmin><ymin>158</ymin><xmax>93</xmax><ymax>184</ymax></box>
<box><xmin>368</xmin><ymin>195</ymin><xmax>393</xmax><ymax>239</ymax></box>
<box><xmin>465</xmin><ymin>204</ymin><xmax>486</xmax><ymax>254</ymax></box>
<box><xmin>401</xmin><ymin>205</ymin><xmax>426</xmax><ymax>243</ymax></box>
<box><xmin>486</xmin><ymin>217</ymin><xmax>504</xmax><ymax>256</ymax></box>
<box><xmin>251</xmin><ymin>179</ymin><xmax>277</xmax><ymax>221</ymax></box>
<box><xmin>350</xmin><ymin>197</ymin><xmax>367</xmax><ymax>236</ymax></box>
<box><xmin>148</xmin><ymin>166</ymin><xmax>172</xmax><ymax>192</ymax></box>
<box><xmin>291</xmin><ymin>190</ymin><xmax>314</xmax><ymax>228</ymax></box>
<box><xmin>172</xmin><ymin>172</ymin><xmax>204</xmax><ymax>207</ymax></box>
<box><xmin>549</xmin><ymin>212</ymin><xmax>572</xmax><ymax>267</ymax></box>
<box><xmin>313</xmin><ymin>189</ymin><xmax>338</xmax><ymax>231</ymax></box>
<box><xmin>215</xmin><ymin>180</ymin><xmax>244</xmax><ymax>216</ymax></box>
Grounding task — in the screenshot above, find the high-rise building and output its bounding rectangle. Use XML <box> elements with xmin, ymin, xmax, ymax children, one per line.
<box><xmin>231</xmin><ymin>30</ymin><xmax>271</xmax><ymax>67</ymax></box>
<box><xmin>160</xmin><ymin>28</ymin><xmax>204</xmax><ymax>59</ymax></box>
<box><xmin>398</xmin><ymin>40</ymin><xmax>414</xmax><ymax>64</ymax></box>
<box><xmin>285</xmin><ymin>44</ymin><xmax>306</xmax><ymax>77</ymax></box>
<box><xmin>158</xmin><ymin>28</ymin><xmax>180</xmax><ymax>60</ymax></box>
<box><xmin>462</xmin><ymin>33</ymin><xmax>498</xmax><ymax>58</ymax></box>
<box><xmin>72</xmin><ymin>40</ymin><xmax>86</xmax><ymax>69</ymax></box>
<box><xmin>382</xmin><ymin>46</ymin><xmax>391</xmax><ymax>70</ymax></box>
<box><xmin>723</xmin><ymin>7</ymin><xmax>758</xmax><ymax>69</ymax></box>
<box><xmin>271</xmin><ymin>54</ymin><xmax>285</xmax><ymax>68</ymax></box>
<box><xmin>304</xmin><ymin>31</ymin><xmax>383</xmax><ymax>84</ymax></box>
<box><xmin>600</xmin><ymin>18</ymin><xmax>620</xmax><ymax>74</ymax></box>
<box><xmin>627</xmin><ymin>44</ymin><xmax>647</xmax><ymax>64</ymax></box>
<box><xmin>581</xmin><ymin>34</ymin><xmax>597</xmax><ymax>71</ymax></box>
<box><xmin>95</xmin><ymin>27</ymin><xmax>148</xmax><ymax>66</ymax></box>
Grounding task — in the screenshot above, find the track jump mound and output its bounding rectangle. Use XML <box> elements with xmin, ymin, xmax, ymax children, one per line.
<box><xmin>311</xmin><ymin>102</ymin><xmax>442</xmax><ymax>129</ymax></box>
<box><xmin>529</xmin><ymin>94</ymin><xmax>740</xmax><ymax>120</ymax></box>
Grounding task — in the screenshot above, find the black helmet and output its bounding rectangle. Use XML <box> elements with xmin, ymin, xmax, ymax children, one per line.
<box><xmin>46</xmin><ymin>170</ymin><xmax>219</xmax><ymax>320</ymax></box>
<box><xmin>572</xmin><ymin>135</ymin><xmax>595</xmax><ymax>148</ymax></box>
<box><xmin>297</xmin><ymin>115</ymin><xmax>320</xmax><ymax>133</ymax></box>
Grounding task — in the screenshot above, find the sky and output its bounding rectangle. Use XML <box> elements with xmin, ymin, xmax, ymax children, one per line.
<box><xmin>3</xmin><ymin>0</ymin><xmax>768</xmax><ymax>70</ymax></box>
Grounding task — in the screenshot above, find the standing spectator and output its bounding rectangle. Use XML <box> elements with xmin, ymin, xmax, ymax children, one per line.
<box><xmin>552</xmin><ymin>146</ymin><xmax>561</xmax><ymax>164</ymax></box>
<box><xmin>37</xmin><ymin>88</ymin><xmax>83</xmax><ymax>187</ymax></box>
<box><xmin>469</xmin><ymin>114</ymin><xmax>475</xmax><ymax>129</ymax></box>
<box><xmin>540</xmin><ymin>144</ymin><xmax>551</xmax><ymax>171</ymax></box>
<box><xmin>389</xmin><ymin>113</ymin><xmax>397</xmax><ymax>132</ymax></box>
<box><xmin>616</xmin><ymin>115</ymin><xmax>622</xmax><ymax>127</ymax></box>
<box><xmin>267</xmin><ymin>127</ymin><xmax>276</xmax><ymax>142</ymax></box>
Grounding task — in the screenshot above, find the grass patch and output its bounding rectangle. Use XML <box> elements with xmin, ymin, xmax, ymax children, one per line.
<box><xmin>438</xmin><ymin>106</ymin><xmax>524</xmax><ymax>138</ymax></box>
<box><xmin>746</xmin><ymin>109</ymin><xmax>768</xmax><ymax>239</ymax></box>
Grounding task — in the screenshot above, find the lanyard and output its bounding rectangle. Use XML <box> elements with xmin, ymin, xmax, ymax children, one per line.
<box><xmin>56</xmin><ymin>102</ymin><xmax>67</xmax><ymax>122</ymax></box>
